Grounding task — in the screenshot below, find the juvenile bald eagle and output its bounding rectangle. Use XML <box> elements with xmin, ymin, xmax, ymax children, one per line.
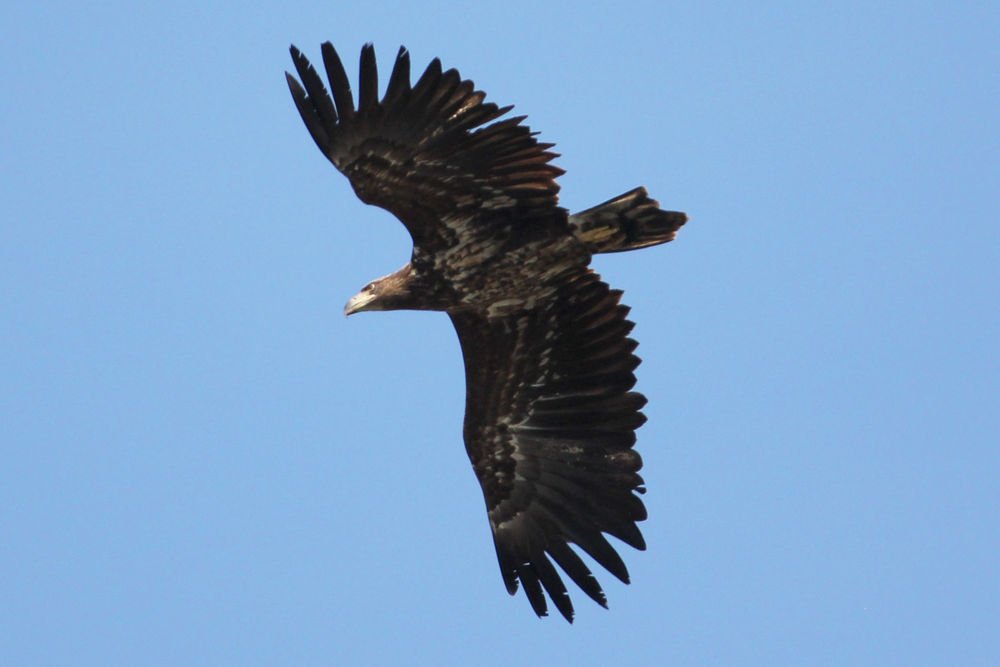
<box><xmin>286</xmin><ymin>43</ymin><xmax>687</xmax><ymax>622</ymax></box>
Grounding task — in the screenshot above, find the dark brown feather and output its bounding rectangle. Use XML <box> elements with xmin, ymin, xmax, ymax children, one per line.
<box><xmin>321</xmin><ymin>42</ymin><xmax>354</xmax><ymax>121</ymax></box>
<box><xmin>383</xmin><ymin>47</ymin><xmax>411</xmax><ymax>104</ymax></box>
<box><xmin>357</xmin><ymin>44</ymin><xmax>379</xmax><ymax>112</ymax></box>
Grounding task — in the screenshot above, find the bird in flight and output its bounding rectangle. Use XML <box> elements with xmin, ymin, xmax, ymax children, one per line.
<box><xmin>286</xmin><ymin>43</ymin><xmax>687</xmax><ymax>622</ymax></box>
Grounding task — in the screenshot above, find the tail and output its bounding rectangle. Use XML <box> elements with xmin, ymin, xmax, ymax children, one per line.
<box><xmin>569</xmin><ymin>187</ymin><xmax>688</xmax><ymax>254</ymax></box>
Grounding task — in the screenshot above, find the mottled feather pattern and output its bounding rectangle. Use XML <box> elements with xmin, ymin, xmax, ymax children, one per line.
<box><xmin>451</xmin><ymin>271</ymin><xmax>647</xmax><ymax>621</ymax></box>
<box><xmin>287</xmin><ymin>44</ymin><xmax>563</xmax><ymax>252</ymax></box>
<box><xmin>286</xmin><ymin>43</ymin><xmax>687</xmax><ymax>622</ymax></box>
<box><xmin>569</xmin><ymin>187</ymin><xmax>688</xmax><ymax>253</ymax></box>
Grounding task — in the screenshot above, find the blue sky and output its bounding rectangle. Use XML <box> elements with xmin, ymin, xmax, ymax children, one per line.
<box><xmin>2</xmin><ymin>1</ymin><xmax>998</xmax><ymax>664</ymax></box>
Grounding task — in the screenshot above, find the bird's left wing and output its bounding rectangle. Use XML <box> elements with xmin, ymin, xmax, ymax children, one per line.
<box><xmin>286</xmin><ymin>43</ymin><xmax>565</xmax><ymax>253</ymax></box>
<box><xmin>450</xmin><ymin>270</ymin><xmax>648</xmax><ymax>622</ymax></box>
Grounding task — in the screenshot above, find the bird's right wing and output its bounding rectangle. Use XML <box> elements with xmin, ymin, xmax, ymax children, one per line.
<box><xmin>450</xmin><ymin>270</ymin><xmax>648</xmax><ymax>622</ymax></box>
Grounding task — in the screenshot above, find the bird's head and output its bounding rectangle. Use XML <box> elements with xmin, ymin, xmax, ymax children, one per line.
<box><xmin>343</xmin><ymin>266</ymin><xmax>416</xmax><ymax>315</ymax></box>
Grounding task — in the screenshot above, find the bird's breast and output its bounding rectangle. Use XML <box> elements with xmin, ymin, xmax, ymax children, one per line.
<box><xmin>421</xmin><ymin>235</ymin><xmax>589</xmax><ymax>315</ymax></box>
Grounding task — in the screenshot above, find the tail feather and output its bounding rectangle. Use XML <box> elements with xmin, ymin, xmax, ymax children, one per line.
<box><xmin>569</xmin><ymin>187</ymin><xmax>687</xmax><ymax>254</ymax></box>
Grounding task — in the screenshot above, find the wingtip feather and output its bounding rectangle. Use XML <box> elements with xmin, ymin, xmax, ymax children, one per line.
<box><xmin>358</xmin><ymin>43</ymin><xmax>379</xmax><ymax>111</ymax></box>
<box><xmin>321</xmin><ymin>41</ymin><xmax>354</xmax><ymax>119</ymax></box>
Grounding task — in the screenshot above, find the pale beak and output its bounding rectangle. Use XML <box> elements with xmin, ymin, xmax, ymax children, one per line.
<box><xmin>344</xmin><ymin>290</ymin><xmax>376</xmax><ymax>316</ymax></box>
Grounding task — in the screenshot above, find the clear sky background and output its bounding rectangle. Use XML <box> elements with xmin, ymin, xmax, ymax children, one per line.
<box><xmin>2</xmin><ymin>2</ymin><xmax>998</xmax><ymax>665</ymax></box>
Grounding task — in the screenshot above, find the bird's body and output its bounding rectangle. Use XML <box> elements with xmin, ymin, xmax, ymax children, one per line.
<box><xmin>286</xmin><ymin>43</ymin><xmax>687</xmax><ymax>622</ymax></box>
<box><xmin>403</xmin><ymin>212</ymin><xmax>587</xmax><ymax>316</ymax></box>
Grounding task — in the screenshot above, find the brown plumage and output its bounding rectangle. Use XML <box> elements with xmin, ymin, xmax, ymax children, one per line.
<box><xmin>286</xmin><ymin>43</ymin><xmax>687</xmax><ymax>622</ymax></box>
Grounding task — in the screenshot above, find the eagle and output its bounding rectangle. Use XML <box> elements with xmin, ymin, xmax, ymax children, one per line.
<box><xmin>286</xmin><ymin>43</ymin><xmax>687</xmax><ymax>622</ymax></box>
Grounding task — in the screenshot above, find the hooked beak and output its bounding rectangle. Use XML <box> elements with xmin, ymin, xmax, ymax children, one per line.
<box><xmin>344</xmin><ymin>290</ymin><xmax>376</xmax><ymax>316</ymax></box>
